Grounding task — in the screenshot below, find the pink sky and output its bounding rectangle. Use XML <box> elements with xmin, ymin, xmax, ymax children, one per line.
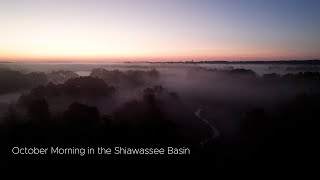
<box><xmin>1</xmin><ymin>0</ymin><xmax>319</xmax><ymax>62</ymax></box>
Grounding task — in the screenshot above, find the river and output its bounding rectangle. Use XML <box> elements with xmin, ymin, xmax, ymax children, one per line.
<box><xmin>194</xmin><ymin>108</ymin><xmax>220</xmax><ymax>146</ymax></box>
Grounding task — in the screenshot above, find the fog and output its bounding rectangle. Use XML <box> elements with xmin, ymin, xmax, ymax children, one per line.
<box><xmin>1</xmin><ymin>61</ymin><xmax>319</xmax><ymax>163</ymax></box>
<box><xmin>2</xmin><ymin>61</ymin><xmax>320</xmax><ymax>75</ymax></box>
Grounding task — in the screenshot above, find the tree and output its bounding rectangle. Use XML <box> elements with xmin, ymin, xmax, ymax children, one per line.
<box><xmin>26</xmin><ymin>98</ymin><xmax>50</xmax><ymax>123</ymax></box>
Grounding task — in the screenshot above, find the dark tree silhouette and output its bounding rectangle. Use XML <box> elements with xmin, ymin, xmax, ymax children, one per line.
<box><xmin>64</xmin><ymin>76</ymin><xmax>115</xmax><ymax>98</ymax></box>
<box><xmin>26</xmin><ymin>98</ymin><xmax>50</xmax><ymax>124</ymax></box>
<box><xmin>0</xmin><ymin>68</ymin><xmax>30</xmax><ymax>94</ymax></box>
<box><xmin>17</xmin><ymin>76</ymin><xmax>116</xmax><ymax>114</ymax></box>
<box><xmin>25</xmin><ymin>72</ymin><xmax>48</xmax><ymax>87</ymax></box>
<box><xmin>90</xmin><ymin>68</ymin><xmax>159</xmax><ymax>88</ymax></box>
<box><xmin>63</xmin><ymin>102</ymin><xmax>100</xmax><ymax>129</ymax></box>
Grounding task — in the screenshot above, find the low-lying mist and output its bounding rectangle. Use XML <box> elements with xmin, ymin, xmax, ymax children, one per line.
<box><xmin>1</xmin><ymin>62</ymin><xmax>319</xmax><ymax>163</ymax></box>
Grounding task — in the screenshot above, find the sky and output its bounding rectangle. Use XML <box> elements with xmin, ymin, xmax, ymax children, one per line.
<box><xmin>0</xmin><ymin>0</ymin><xmax>320</xmax><ymax>62</ymax></box>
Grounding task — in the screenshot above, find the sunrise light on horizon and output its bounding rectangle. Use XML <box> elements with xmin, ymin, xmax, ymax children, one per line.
<box><xmin>1</xmin><ymin>0</ymin><xmax>320</xmax><ymax>62</ymax></box>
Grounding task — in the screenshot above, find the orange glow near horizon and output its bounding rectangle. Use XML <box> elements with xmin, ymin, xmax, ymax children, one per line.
<box><xmin>1</xmin><ymin>48</ymin><xmax>319</xmax><ymax>62</ymax></box>
<box><xmin>1</xmin><ymin>37</ymin><xmax>318</xmax><ymax>62</ymax></box>
<box><xmin>1</xmin><ymin>0</ymin><xmax>319</xmax><ymax>62</ymax></box>
<box><xmin>1</xmin><ymin>27</ymin><xmax>318</xmax><ymax>62</ymax></box>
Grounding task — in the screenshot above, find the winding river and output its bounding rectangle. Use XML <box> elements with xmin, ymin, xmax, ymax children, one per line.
<box><xmin>194</xmin><ymin>108</ymin><xmax>220</xmax><ymax>146</ymax></box>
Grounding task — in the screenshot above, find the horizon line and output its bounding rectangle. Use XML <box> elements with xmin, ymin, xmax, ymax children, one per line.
<box><xmin>1</xmin><ymin>59</ymin><xmax>320</xmax><ymax>64</ymax></box>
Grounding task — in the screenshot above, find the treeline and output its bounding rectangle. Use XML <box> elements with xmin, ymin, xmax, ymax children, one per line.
<box><xmin>1</xmin><ymin>82</ymin><xmax>208</xmax><ymax>148</ymax></box>
<box><xmin>149</xmin><ymin>59</ymin><xmax>320</xmax><ymax>65</ymax></box>
<box><xmin>189</xmin><ymin>67</ymin><xmax>320</xmax><ymax>81</ymax></box>
<box><xmin>0</xmin><ymin>68</ymin><xmax>79</xmax><ymax>94</ymax></box>
<box><xmin>0</xmin><ymin>68</ymin><xmax>160</xmax><ymax>95</ymax></box>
